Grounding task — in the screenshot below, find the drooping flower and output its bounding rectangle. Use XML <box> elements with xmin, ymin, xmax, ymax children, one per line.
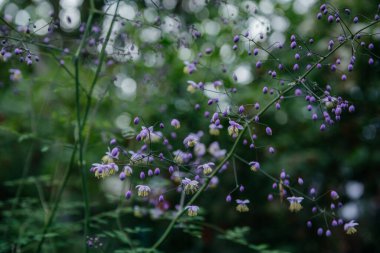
<box><xmin>149</xmin><ymin>131</ymin><xmax>162</xmax><ymax>143</ymax></box>
<box><xmin>197</xmin><ymin>162</ymin><xmax>215</xmax><ymax>175</ymax></box>
<box><xmin>173</xmin><ymin>150</ymin><xmax>192</xmax><ymax>164</ymax></box>
<box><xmin>344</xmin><ymin>220</ymin><xmax>359</xmax><ymax>235</ymax></box>
<box><xmin>236</xmin><ymin>199</ymin><xmax>250</xmax><ymax>212</ymax></box>
<box><xmin>209</xmin><ymin>123</ymin><xmax>223</xmax><ymax>136</ymax></box>
<box><xmin>186</xmin><ymin>80</ymin><xmax>200</xmax><ymax>93</ymax></box>
<box><xmin>183</xmin><ymin>61</ymin><xmax>197</xmax><ymax>74</ymax></box>
<box><xmin>128</xmin><ymin>151</ymin><xmax>144</xmax><ymax>164</ymax></box>
<box><xmin>9</xmin><ymin>69</ymin><xmax>22</xmax><ymax>81</ymax></box>
<box><xmin>135</xmin><ymin>185</ymin><xmax>151</xmax><ymax>197</ymax></box>
<box><xmin>249</xmin><ymin>161</ymin><xmax>260</xmax><ymax>172</ymax></box>
<box><xmin>186</xmin><ymin>205</ymin><xmax>200</xmax><ymax>216</ymax></box>
<box><xmin>228</xmin><ymin>121</ymin><xmax>244</xmax><ymax>138</ymax></box>
<box><xmin>182</xmin><ymin>178</ymin><xmax>199</xmax><ymax>195</ymax></box>
<box><xmin>183</xmin><ymin>133</ymin><xmax>200</xmax><ymax>148</ymax></box>
<box><xmin>287</xmin><ymin>196</ymin><xmax>304</xmax><ymax>212</ymax></box>
<box><xmin>123</xmin><ymin>165</ymin><xmax>133</xmax><ymax>177</ymax></box>
<box><xmin>136</xmin><ymin>126</ymin><xmax>154</xmax><ymax>142</ymax></box>
<box><xmin>101</xmin><ymin>154</ymin><xmax>114</xmax><ymax>164</ymax></box>
<box><xmin>90</xmin><ymin>163</ymin><xmax>119</xmax><ymax>179</ymax></box>
<box><xmin>171</xmin><ymin>119</ymin><xmax>181</xmax><ymax>129</ymax></box>
<box><xmin>213</xmin><ymin>80</ymin><xmax>223</xmax><ymax>89</ymax></box>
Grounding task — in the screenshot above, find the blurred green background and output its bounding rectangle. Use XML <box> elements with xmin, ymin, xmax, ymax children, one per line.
<box><xmin>1</xmin><ymin>0</ymin><xmax>380</xmax><ymax>252</ymax></box>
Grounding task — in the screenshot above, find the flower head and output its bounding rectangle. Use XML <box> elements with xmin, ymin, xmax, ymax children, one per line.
<box><xmin>236</xmin><ymin>199</ymin><xmax>250</xmax><ymax>212</ymax></box>
<box><xmin>186</xmin><ymin>205</ymin><xmax>200</xmax><ymax>216</ymax></box>
<box><xmin>173</xmin><ymin>150</ymin><xmax>192</xmax><ymax>164</ymax></box>
<box><xmin>184</xmin><ymin>61</ymin><xmax>197</xmax><ymax>74</ymax></box>
<box><xmin>228</xmin><ymin>121</ymin><xmax>244</xmax><ymax>138</ymax></box>
<box><xmin>344</xmin><ymin>220</ymin><xmax>359</xmax><ymax>235</ymax></box>
<box><xmin>249</xmin><ymin>161</ymin><xmax>260</xmax><ymax>172</ymax></box>
<box><xmin>183</xmin><ymin>133</ymin><xmax>199</xmax><ymax>148</ymax></box>
<box><xmin>182</xmin><ymin>178</ymin><xmax>199</xmax><ymax>195</ymax></box>
<box><xmin>171</xmin><ymin>119</ymin><xmax>181</xmax><ymax>129</ymax></box>
<box><xmin>287</xmin><ymin>196</ymin><xmax>304</xmax><ymax>212</ymax></box>
<box><xmin>136</xmin><ymin>126</ymin><xmax>154</xmax><ymax>142</ymax></box>
<box><xmin>136</xmin><ymin>185</ymin><xmax>151</xmax><ymax>197</ymax></box>
<box><xmin>9</xmin><ymin>69</ymin><xmax>22</xmax><ymax>81</ymax></box>
<box><xmin>197</xmin><ymin>162</ymin><xmax>215</xmax><ymax>175</ymax></box>
<box><xmin>186</xmin><ymin>80</ymin><xmax>201</xmax><ymax>93</ymax></box>
<box><xmin>90</xmin><ymin>163</ymin><xmax>119</xmax><ymax>179</ymax></box>
<box><xmin>209</xmin><ymin>123</ymin><xmax>223</xmax><ymax>136</ymax></box>
<box><xmin>213</xmin><ymin>80</ymin><xmax>223</xmax><ymax>89</ymax></box>
<box><xmin>123</xmin><ymin>165</ymin><xmax>133</xmax><ymax>176</ymax></box>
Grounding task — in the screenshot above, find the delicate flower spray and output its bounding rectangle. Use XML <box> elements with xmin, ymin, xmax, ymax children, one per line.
<box><xmin>0</xmin><ymin>0</ymin><xmax>371</xmax><ymax>249</ymax></box>
<box><xmin>0</xmin><ymin>2</ymin><xmax>362</xmax><ymax>247</ymax></box>
<box><xmin>85</xmin><ymin>1</ymin><xmax>380</xmax><ymax>249</ymax></box>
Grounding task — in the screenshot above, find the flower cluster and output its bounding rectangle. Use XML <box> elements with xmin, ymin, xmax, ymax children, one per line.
<box><xmin>85</xmin><ymin>1</ymin><xmax>380</xmax><ymax>243</ymax></box>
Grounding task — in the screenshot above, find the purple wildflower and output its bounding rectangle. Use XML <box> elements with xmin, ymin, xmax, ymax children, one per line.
<box><xmin>197</xmin><ymin>162</ymin><xmax>215</xmax><ymax>175</ymax></box>
<box><xmin>186</xmin><ymin>205</ymin><xmax>200</xmax><ymax>216</ymax></box>
<box><xmin>249</xmin><ymin>161</ymin><xmax>260</xmax><ymax>172</ymax></box>
<box><xmin>171</xmin><ymin>119</ymin><xmax>181</xmax><ymax>129</ymax></box>
<box><xmin>344</xmin><ymin>220</ymin><xmax>359</xmax><ymax>235</ymax></box>
<box><xmin>228</xmin><ymin>121</ymin><xmax>244</xmax><ymax>138</ymax></box>
<box><xmin>182</xmin><ymin>178</ymin><xmax>199</xmax><ymax>195</ymax></box>
<box><xmin>236</xmin><ymin>199</ymin><xmax>250</xmax><ymax>212</ymax></box>
<box><xmin>183</xmin><ymin>133</ymin><xmax>200</xmax><ymax>148</ymax></box>
<box><xmin>287</xmin><ymin>196</ymin><xmax>304</xmax><ymax>212</ymax></box>
<box><xmin>136</xmin><ymin>185</ymin><xmax>151</xmax><ymax>197</ymax></box>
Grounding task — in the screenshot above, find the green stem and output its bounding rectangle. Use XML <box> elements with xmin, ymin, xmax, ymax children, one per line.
<box><xmin>73</xmin><ymin>9</ymin><xmax>96</xmax><ymax>253</ymax></box>
<box><xmin>74</xmin><ymin>1</ymin><xmax>120</xmax><ymax>251</ymax></box>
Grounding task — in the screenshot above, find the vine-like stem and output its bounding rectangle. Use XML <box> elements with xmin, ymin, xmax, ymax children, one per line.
<box><xmin>35</xmin><ymin>0</ymin><xmax>120</xmax><ymax>251</ymax></box>
<box><xmin>74</xmin><ymin>1</ymin><xmax>120</xmax><ymax>252</ymax></box>
<box><xmin>74</xmin><ymin>11</ymin><xmax>94</xmax><ymax>253</ymax></box>
<box><xmin>149</xmin><ymin>20</ymin><xmax>380</xmax><ymax>249</ymax></box>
